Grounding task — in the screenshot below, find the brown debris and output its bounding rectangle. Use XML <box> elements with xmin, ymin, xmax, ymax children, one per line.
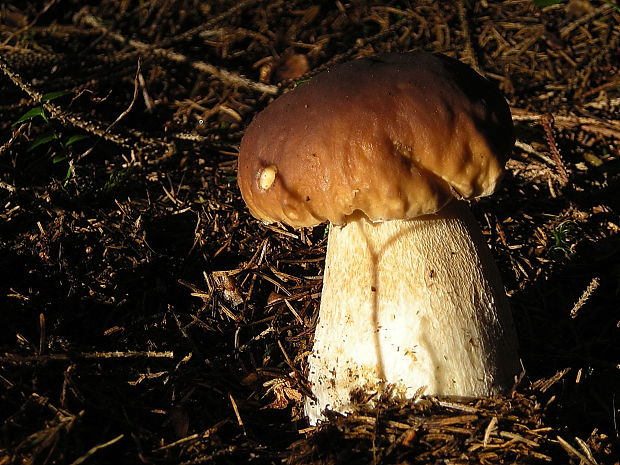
<box><xmin>287</xmin><ymin>378</ymin><xmax>615</xmax><ymax>465</ymax></box>
<box><xmin>0</xmin><ymin>1</ymin><xmax>618</xmax><ymax>464</ymax></box>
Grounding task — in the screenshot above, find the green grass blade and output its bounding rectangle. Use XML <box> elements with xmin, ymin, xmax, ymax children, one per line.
<box><xmin>64</xmin><ymin>134</ymin><xmax>89</xmax><ymax>147</ymax></box>
<box><xmin>13</xmin><ymin>107</ymin><xmax>47</xmax><ymax>126</ymax></box>
<box><xmin>27</xmin><ymin>133</ymin><xmax>58</xmax><ymax>151</ymax></box>
<box><xmin>42</xmin><ymin>90</ymin><xmax>69</xmax><ymax>102</ymax></box>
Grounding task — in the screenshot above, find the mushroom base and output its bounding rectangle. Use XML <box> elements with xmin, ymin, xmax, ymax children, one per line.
<box><xmin>305</xmin><ymin>201</ymin><xmax>519</xmax><ymax>424</ymax></box>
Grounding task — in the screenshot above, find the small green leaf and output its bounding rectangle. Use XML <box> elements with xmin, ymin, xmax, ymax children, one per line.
<box><xmin>533</xmin><ymin>0</ymin><xmax>564</xmax><ymax>6</ymax></box>
<box><xmin>13</xmin><ymin>107</ymin><xmax>47</xmax><ymax>126</ymax></box>
<box><xmin>42</xmin><ymin>91</ymin><xmax>69</xmax><ymax>102</ymax></box>
<box><xmin>52</xmin><ymin>154</ymin><xmax>67</xmax><ymax>163</ymax></box>
<box><xmin>27</xmin><ymin>133</ymin><xmax>58</xmax><ymax>151</ymax></box>
<box><xmin>104</xmin><ymin>166</ymin><xmax>134</xmax><ymax>191</ymax></box>
<box><xmin>62</xmin><ymin>164</ymin><xmax>74</xmax><ymax>186</ymax></box>
<box><xmin>64</xmin><ymin>134</ymin><xmax>88</xmax><ymax>147</ymax></box>
<box><xmin>602</xmin><ymin>0</ymin><xmax>620</xmax><ymax>14</ymax></box>
<box><xmin>293</xmin><ymin>77</ymin><xmax>311</xmax><ymax>87</ymax></box>
<box><xmin>583</xmin><ymin>152</ymin><xmax>603</xmax><ymax>167</ymax></box>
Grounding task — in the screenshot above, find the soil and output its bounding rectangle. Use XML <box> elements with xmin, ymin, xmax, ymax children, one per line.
<box><xmin>0</xmin><ymin>1</ymin><xmax>619</xmax><ymax>464</ymax></box>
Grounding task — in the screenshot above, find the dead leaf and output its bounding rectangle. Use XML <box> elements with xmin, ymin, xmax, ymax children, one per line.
<box><xmin>262</xmin><ymin>378</ymin><xmax>303</xmax><ymax>410</ymax></box>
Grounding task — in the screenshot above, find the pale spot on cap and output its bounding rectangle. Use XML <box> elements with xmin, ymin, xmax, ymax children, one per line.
<box><xmin>258</xmin><ymin>165</ymin><xmax>278</xmax><ymax>190</ymax></box>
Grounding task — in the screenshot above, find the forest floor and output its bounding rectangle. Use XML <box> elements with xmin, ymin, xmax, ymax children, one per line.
<box><xmin>1</xmin><ymin>1</ymin><xmax>619</xmax><ymax>464</ymax></box>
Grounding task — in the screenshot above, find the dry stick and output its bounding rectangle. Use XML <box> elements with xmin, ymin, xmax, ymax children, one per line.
<box><xmin>560</xmin><ymin>3</ymin><xmax>615</xmax><ymax>37</ymax></box>
<box><xmin>60</xmin><ymin>364</ymin><xmax>75</xmax><ymax>409</ymax></box>
<box><xmin>540</xmin><ymin>113</ymin><xmax>569</xmax><ymax>186</ymax></box>
<box><xmin>154</xmin><ymin>419</ymin><xmax>230</xmax><ymax>451</ymax></box>
<box><xmin>0</xmin><ymin>57</ymin><xmax>166</xmax><ymax>151</ymax></box>
<box><xmin>574</xmin><ymin>436</ymin><xmax>600</xmax><ymax>465</ymax></box>
<box><xmin>277</xmin><ymin>339</ymin><xmax>296</xmax><ymax>371</ymax></box>
<box><xmin>0</xmin><ymin>56</ymin><xmax>124</xmax><ymax>145</ymax></box>
<box><xmin>556</xmin><ymin>436</ymin><xmax>598</xmax><ymax>465</ymax></box>
<box><xmin>80</xmin><ymin>14</ymin><xmax>278</xmax><ymax>96</ymax></box>
<box><xmin>512</xmin><ymin>107</ymin><xmax>620</xmax><ymax>140</ymax></box>
<box><xmin>296</xmin><ymin>16</ymin><xmax>410</xmax><ymax>82</ymax></box>
<box><xmin>228</xmin><ymin>393</ymin><xmax>247</xmax><ymax>436</ymax></box>
<box><xmin>457</xmin><ymin>0</ymin><xmax>483</xmax><ymax>75</ymax></box>
<box><xmin>237</xmin><ymin>327</ymin><xmax>274</xmax><ymax>353</ymax></box>
<box><xmin>1</xmin><ymin>0</ymin><xmax>58</xmax><ymax>45</ymax></box>
<box><xmin>582</xmin><ymin>80</ymin><xmax>620</xmax><ymax>100</ymax></box>
<box><xmin>0</xmin><ymin>181</ymin><xmax>16</xmax><ymax>192</ymax></box>
<box><xmin>69</xmin><ymin>434</ymin><xmax>125</xmax><ymax>465</ymax></box>
<box><xmin>499</xmin><ymin>431</ymin><xmax>540</xmax><ymax>448</ymax></box>
<box><xmin>570</xmin><ymin>277</ymin><xmax>601</xmax><ymax>319</ymax></box>
<box><xmin>77</xmin><ymin>58</ymin><xmax>142</xmax><ymax>161</ymax></box>
<box><xmin>0</xmin><ymin>351</ymin><xmax>174</xmax><ymax>364</ymax></box>
<box><xmin>533</xmin><ymin>368</ymin><xmax>571</xmax><ymax>393</ymax></box>
<box><xmin>0</xmin><ymin>121</ymin><xmax>26</xmax><ymax>157</ymax></box>
<box><xmin>27</xmin><ymin>392</ymin><xmax>76</xmax><ymax>422</ymax></box>
<box><xmin>159</xmin><ymin>0</ymin><xmax>261</xmax><ymax>46</ymax></box>
<box><xmin>514</xmin><ymin>139</ymin><xmax>557</xmax><ymax>165</ymax></box>
<box><xmin>39</xmin><ymin>313</ymin><xmax>46</xmax><ymax>355</ymax></box>
<box><xmin>483</xmin><ymin>416</ymin><xmax>498</xmax><ymax>447</ymax></box>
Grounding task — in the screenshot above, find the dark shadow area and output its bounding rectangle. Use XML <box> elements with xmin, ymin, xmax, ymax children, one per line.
<box><xmin>1</xmin><ymin>1</ymin><xmax>618</xmax><ymax>464</ymax></box>
<box><xmin>511</xmin><ymin>233</ymin><xmax>620</xmax><ymax>439</ymax></box>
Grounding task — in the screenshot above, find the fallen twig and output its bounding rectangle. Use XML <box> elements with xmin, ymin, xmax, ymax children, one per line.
<box><xmin>1</xmin><ymin>0</ymin><xmax>58</xmax><ymax>46</ymax></box>
<box><xmin>228</xmin><ymin>392</ymin><xmax>247</xmax><ymax>436</ymax></box>
<box><xmin>294</xmin><ymin>16</ymin><xmax>410</xmax><ymax>81</ymax></box>
<box><xmin>79</xmin><ymin>14</ymin><xmax>279</xmax><ymax>95</ymax></box>
<box><xmin>512</xmin><ymin>108</ymin><xmax>620</xmax><ymax>139</ymax></box>
<box><xmin>556</xmin><ymin>436</ymin><xmax>598</xmax><ymax>465</ymax></box>
<box><xmin>160</xmin><ymin>0</ymin><xmax>261</xmax><ymax>46</ymax></box>
<box><xmin>514</xmin><ymin>139</ymin><xmax>557</xmax><ymax>166</ymax></box>
<box><xmin>457</xmin><ymin>0</ymin><xmax>482</xmax><ymax>75</ymax></box>
<box><xmin>0</xmin><ymin>124</ymin><xmax>27</xmax><ymax>156</ymax></box>
<box><xmin>0</xmin><ymin>351</ymin><xmax>175</xmax><ymax>364</ymax></box>
<box><xmin>560</xmin><ymin>3</ymin><xmax>615</xmax><ymax>38</ymax></box>
<box><xmin>69</xmin><ymin>434</ymin><xmax>124</xmax><ymax>465</ymax></box>
<box><xmin>77</xmin><ymin>58</ymin><xmax>142</xmax><ymax>161</ymax></box>
<box><xmin>540</xmin><ymin>113</ymin><xmax>569</xmax><ymax>186</ymax></box>
<box><xmin>570</xmin><ymin>277</ymin><xmax>601</xmax><ymax>319</ymax></box>
<box><xmin>0</xmin><ymin>56</ymin><xmax>169</xmax><ymax>153</ymax></box>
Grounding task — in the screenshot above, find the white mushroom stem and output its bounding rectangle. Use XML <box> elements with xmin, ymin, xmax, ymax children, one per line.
<box><xmin>305</xmin><ymin>200</ymin><xmax>520</xmax><ymax>424</ymax></box>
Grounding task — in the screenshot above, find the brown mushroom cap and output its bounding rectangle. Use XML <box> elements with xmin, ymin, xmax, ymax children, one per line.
<box><xmin>238</xmin><ymin>52</ymin><xmax>514</xmax><ymax>228</ymax></box>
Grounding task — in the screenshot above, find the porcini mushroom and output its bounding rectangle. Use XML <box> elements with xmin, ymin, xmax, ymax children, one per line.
<box><xmin>237</xmin><ymin>52</ymin><xmax>520</xmax><ymax>425</ymax></box>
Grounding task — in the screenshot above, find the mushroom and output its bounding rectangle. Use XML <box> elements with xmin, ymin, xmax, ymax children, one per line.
<box><xmin>237</xmin><ymin>52</ymin><xmax>520</xmax><ymax>425</ymax></box>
